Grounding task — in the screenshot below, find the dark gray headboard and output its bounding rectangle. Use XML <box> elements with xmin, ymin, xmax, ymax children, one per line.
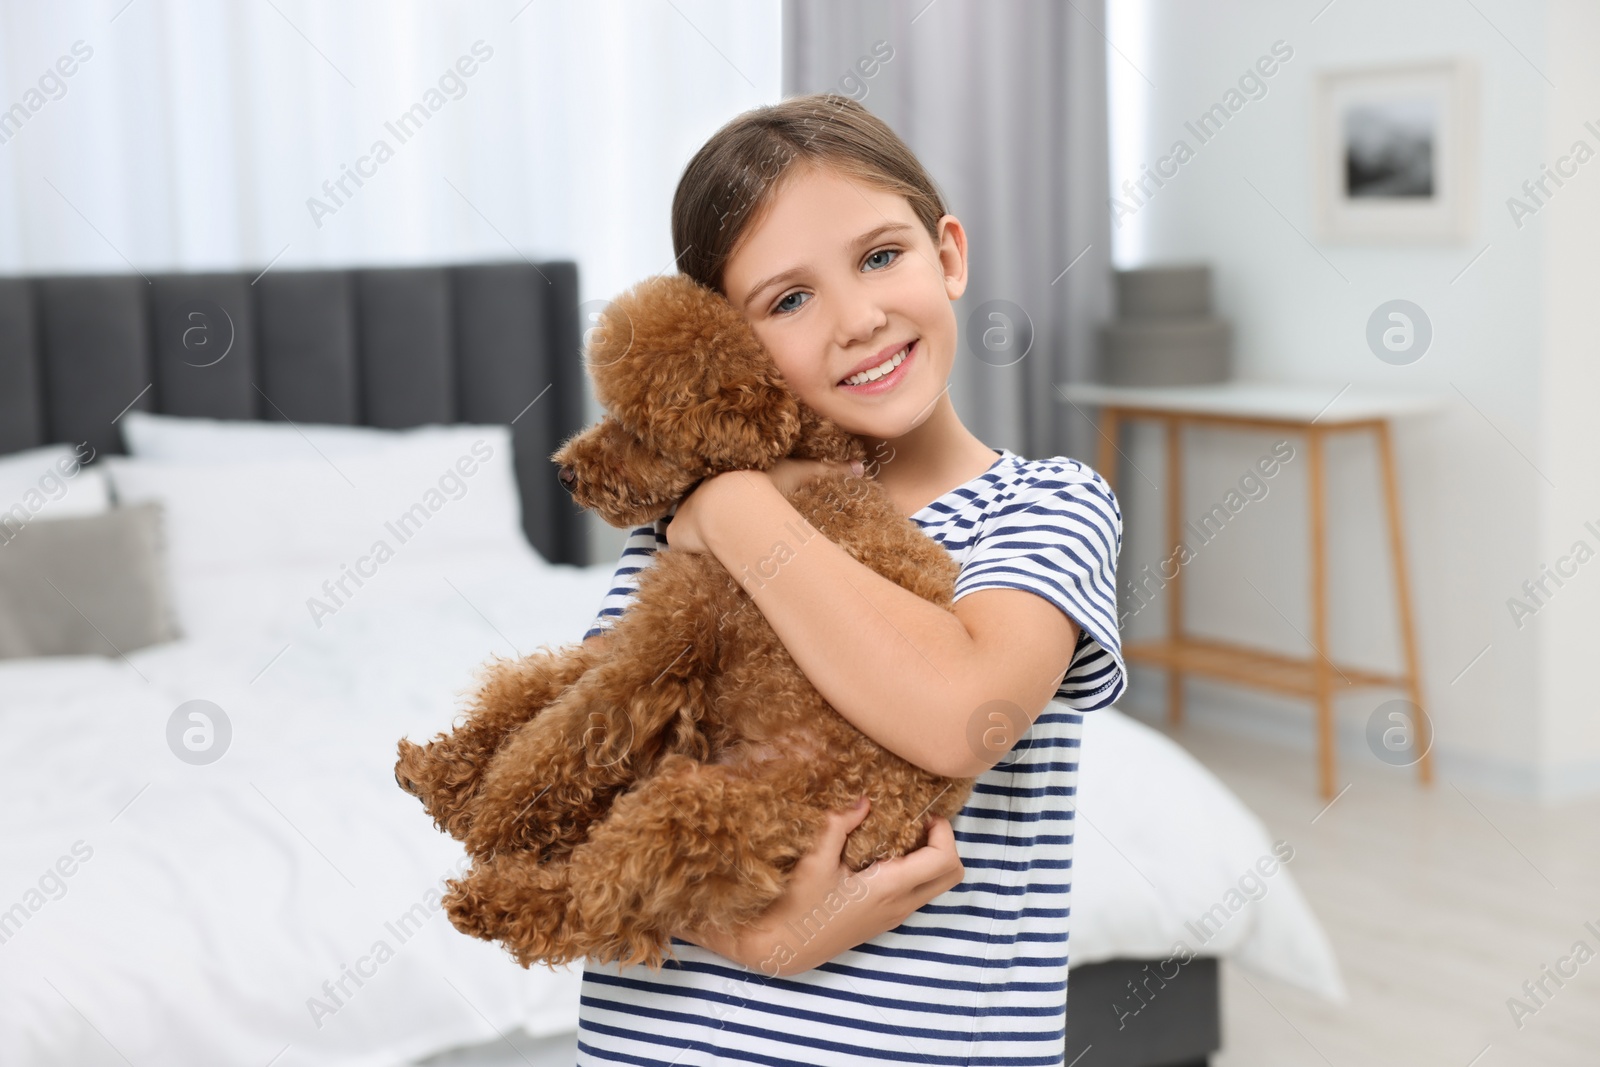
<box><xmin>0</xmin><ymin>261</ymin><xmax>589</xmax><ymax>566</ymax></box>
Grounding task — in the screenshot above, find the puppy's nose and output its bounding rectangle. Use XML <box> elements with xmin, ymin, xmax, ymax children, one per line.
<box><xmin>557</xmin><ymin>465</ymin><xmax>576</xmax><ymax>491</ymax></box>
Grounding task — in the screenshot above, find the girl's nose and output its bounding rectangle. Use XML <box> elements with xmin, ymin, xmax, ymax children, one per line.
<box><xmin>833</xmin><ymin>287</ymin><xmax>889</xmax><ymax>347</ymax></box>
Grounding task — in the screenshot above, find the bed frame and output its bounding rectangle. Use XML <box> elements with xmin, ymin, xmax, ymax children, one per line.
<box><xmin>1069</xmin><ymin>957</ymin><xmax>1220</xmax><ymax>1066</ymax></box>
<box><xmin>0</xmin><ymin>261</ymin><xmax>590</xmax><ymax>566</ymax></box>
<box><xmin>0</xmin><ymin>260</ymin><xmax>1220</xmax><ymax>1066</ymax></box>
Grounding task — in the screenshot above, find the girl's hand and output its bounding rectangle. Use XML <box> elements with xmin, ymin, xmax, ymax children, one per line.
<box><xmin>665</xmin><ymin>458</ymin><xmax>864</xmax><ymax>554</ymax></box>
<box><xmin>676</xmin><ymin>797</ymin><xmax>965</xmax><ymax>977</ymax></box>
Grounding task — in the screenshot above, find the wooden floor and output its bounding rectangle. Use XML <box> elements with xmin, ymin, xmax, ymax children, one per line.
<box><xmin>1148</xmin><ymin>710</ymin><xmax>1600</xmax><ymax>1066</ymax></box>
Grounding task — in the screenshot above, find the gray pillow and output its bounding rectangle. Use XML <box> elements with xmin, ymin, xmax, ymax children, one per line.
<box><xmin>0</xmin><ymin>501</ymin><xmax>182</xmax><ymax>660</ymax></box>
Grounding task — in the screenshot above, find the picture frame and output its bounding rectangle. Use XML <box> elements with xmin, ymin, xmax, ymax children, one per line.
<box><xmin>1313</xmin><ymin>59</ymin><xmax>1477</xmax><ymax>243</ymax></box>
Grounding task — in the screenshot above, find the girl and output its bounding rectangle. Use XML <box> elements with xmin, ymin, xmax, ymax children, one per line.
<box><xmin>574</xmin><ymin>93</ymin><xmax>1125</xmax><ymax>1065</ymax></box>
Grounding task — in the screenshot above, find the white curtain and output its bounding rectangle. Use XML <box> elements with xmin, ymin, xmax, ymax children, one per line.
<box><xmin>0</xmin><ymin>0</ymin><xmax>781</xmax><ymax>307</ymax></box>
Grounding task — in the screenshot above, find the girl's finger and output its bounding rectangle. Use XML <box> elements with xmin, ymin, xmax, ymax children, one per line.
<box><xmin>876</xmin><ymin>844</ymin><xmax>952</xmax><ymax>889</ymax></box>
<box><xmin>812</xmin><ymin>797</ymin><xmax>871</xmax><ymax>859</ymax></box>
<box><xmin>880</xmin><ymin>817</ymin><xmax>960</xmax><ymax>877</ymax></box>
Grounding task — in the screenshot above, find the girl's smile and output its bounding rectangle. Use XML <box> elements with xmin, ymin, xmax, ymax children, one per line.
<box><xmin>837</xmin><ymin>338</ymin><xmax>917</xmax><ymax>394</ymax></box>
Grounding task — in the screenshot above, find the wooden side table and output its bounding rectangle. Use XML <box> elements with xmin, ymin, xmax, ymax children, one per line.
<box><xmin>1059</xmin><ymin>382</ymin><xmax>1443</xmax><ymax>799</ymax></box>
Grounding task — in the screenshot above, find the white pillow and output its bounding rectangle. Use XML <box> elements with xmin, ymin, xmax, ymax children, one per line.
<box><xmin>120</xmin><ymin>409</ymin><xmax>502</xmax><ymax>463</ymax></box>
<box><xmin>0</xmin><ymin>444</ymin><xmax>111</xmax><ymax>539</ymax></box>
<box><xmin>102</xmin><ymin>427</ymin><xmax>526</xmax><ymax>577</ymax></box>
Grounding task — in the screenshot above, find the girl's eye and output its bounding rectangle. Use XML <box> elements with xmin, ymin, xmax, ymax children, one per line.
<box><xmin>864</xmin><ymin>247</ymin><xmax>901</xmax><ymax>271</ymax></box>
<box><xmin>770</xmin><ymin>248</ymin><xmax>901</xmax><ymax>315</ymax></box>
<box><xmin>773</xmin><ymin>290</ymin><xmax>810</xmax><ymax>314</ymax></box>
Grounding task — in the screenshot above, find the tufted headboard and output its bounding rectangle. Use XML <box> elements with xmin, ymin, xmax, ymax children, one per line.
<box><xmin>0</xmin><ymin>261</ymin><xmax>590</xmax><ymax>566</ymax></box>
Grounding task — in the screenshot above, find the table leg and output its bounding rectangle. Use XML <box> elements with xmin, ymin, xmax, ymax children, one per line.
<box><xmin>1376</xmin><ymin>421</ymin><xmax>1434</xmax><ymax>787</ymax></box>
<box><xmin>1095</xmin><ymin>407</ymin><xmax>1121</xmax><ymax>495</ymax></box>
<box><xmin>1308</xmin><ymin>427</ymin><xmax>1336</xmax><ymax>800</ymax></box>
<box><xmin>1166</xmin><ymin>417</ymin><xmax>1184</xmax><ymax>727</ymax></box>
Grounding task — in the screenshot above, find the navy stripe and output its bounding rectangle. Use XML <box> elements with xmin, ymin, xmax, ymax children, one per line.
<box><xmin>821</xmin><ymin>960</ymin><xmax>1071</xmax><ymax>997</ymax></box>
<box><xmin>918</xmin><ymin>902</ymin><xmax>1071</xmax><ymax>921</ymax></box>
<box><xmin>960</xmin><ymin>855</ymin><xmax>1074</xmax><ymax>871</ymax></box>
<box><xmin>957</xmin><ymin>805</ymin><xmax>1077</xmax><ymax>822</ymax></box>
<box><xmin>846</xmin><ymin>941</ymin><xmax>1071</xmax><ymax>968</ymax></box>
<box><xmin>955</xmin><ymin>830</ymin><xmax>1074</xmax><ymax>848</ymax></box>
<box><xmin>591</xmin><ymin>956</ymin><xmax>1059</xmax><ymax>1007</ymax></box>
<box><xmin>972</xmin><ymin>780</ymin><xmax>1078</xmax><ymax>797</ymax></box>
<box><xmin>888</xmin><ymin>921</ymin><xmax>1070</xmax><ymax>945</ymax></box>
<box><xmin>946</xmin><ymin>879</ymin><xmax>1073</xmax><ymax>897</ymax></box>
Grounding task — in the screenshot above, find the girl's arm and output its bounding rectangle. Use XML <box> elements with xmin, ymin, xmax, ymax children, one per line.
<box><xmin>671</xmin><ymin>468</ymin><xmax>1080</xmax><ymax>778</ymax></box>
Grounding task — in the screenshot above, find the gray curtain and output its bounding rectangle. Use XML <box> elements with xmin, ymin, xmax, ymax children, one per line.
<box><xmin>783</xmin><ymin>0</ymin><xmax>1113</xmax><ymax>463</ymax></box>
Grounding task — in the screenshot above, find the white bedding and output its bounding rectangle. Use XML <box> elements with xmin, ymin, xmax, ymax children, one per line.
<box><xmin>1074</xmin><ymin>709</ymin><xmax>1345</xmax><ymax>1000</ymax></box>
<box><xmin>0</xmin><ymin>541</ymin><xmax>1342</xmax><ymax>1066</ymax></box>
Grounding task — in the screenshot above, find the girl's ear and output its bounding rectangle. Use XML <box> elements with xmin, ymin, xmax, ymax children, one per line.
<box><xmin>936</xmin><ymin>214</ymin><xmax>969</xmax><ymax>301</ymax></box>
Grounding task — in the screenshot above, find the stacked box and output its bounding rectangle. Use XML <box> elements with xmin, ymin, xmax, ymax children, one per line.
<box><xmin>1096</xmin><ymin>264</ymin><xmax>1231</xmax><ymax>386</ymax></box>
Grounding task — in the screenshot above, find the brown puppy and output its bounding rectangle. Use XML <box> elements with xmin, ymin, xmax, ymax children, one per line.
<box><xmin>395</xmin><ymin>273</ymin><xmax>975</xmax><ymax>972</ymax></box>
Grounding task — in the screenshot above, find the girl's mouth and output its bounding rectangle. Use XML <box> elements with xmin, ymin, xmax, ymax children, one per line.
<box><xmin>838</xmin><ymin>340</ymin><xmax>916</xmax><ymax>394</ymax></box>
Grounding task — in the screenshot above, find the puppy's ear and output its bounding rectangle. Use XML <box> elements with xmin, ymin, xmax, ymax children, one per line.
<box><xmin>552</xmin><ymin>417</ymin><xmax>704</xmax><ymax>529</ymax></box>
<box><xmin>786</xmin><ymin>404</ymin><xmax>867</xmax><ymax>465</ymax></box>
<box><xmin>587</xmin><ymin>274</ymin><xmax>801</xmax><ymax>471</ymax></box>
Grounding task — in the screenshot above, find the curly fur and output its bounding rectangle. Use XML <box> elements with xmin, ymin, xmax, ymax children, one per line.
<box><xmin>394</xmin><ymin>273</ymin><xmax>977</xmax><ymax>971</ymax></box>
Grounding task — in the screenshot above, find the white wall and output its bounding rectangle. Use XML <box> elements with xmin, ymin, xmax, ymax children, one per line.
<box><xmin>1108</xmin><ymin>0</ymin><xmax>1599</xmax><ymax>799</ymax></box>
<box><xmin>1534</xmin><ymin>0</ymin><xmax>1600</xmax><ymax>795</ymax></box>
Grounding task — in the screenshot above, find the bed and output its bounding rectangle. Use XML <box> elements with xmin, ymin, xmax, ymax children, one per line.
<box><xmin>0</xmin><ymin>262</ymin><xmax>1344</xmax><ymax>1066</ymax></box>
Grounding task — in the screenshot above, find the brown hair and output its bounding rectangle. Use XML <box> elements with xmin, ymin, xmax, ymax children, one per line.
<box><xmin>671</xmin><ymin>93</ymin><xmax>948</xmax><ymax>297</ymax></box>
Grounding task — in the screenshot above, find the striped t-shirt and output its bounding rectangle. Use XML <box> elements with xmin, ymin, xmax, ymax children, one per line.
<box><xmin>575</xmin><ymin>447</ymin><xmax>1125</xmax><ymax>1066</ymax></box>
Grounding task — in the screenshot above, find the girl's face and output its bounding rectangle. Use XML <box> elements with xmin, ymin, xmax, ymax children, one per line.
<box><xmin>720</xmin><ymin>164</ymin><xmax>968</xmax><ymax>443</ymax></box>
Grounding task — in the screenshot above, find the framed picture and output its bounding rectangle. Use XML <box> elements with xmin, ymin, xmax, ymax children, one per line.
<box><xmin>1313</xmin><ymin>59</ymin><xmax>1477</xmax><ymax>243</ymax></box>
